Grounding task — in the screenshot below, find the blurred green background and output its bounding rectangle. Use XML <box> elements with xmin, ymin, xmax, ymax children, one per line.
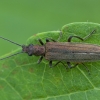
<box><xmin>0</xmin><ymin>0</ymin><xmax>100</xmax><ymax>56</ymax></box>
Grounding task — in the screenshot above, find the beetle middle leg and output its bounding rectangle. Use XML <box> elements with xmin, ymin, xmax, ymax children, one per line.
<box><xmin>68</xmin><ymin>29</ymin><xmax>96</xmax><ymax>42</ymax></box>
<box><xmin>53</xmin><ymin>61</ymin><xmax>67</xmax><ymax>68</ymax></box>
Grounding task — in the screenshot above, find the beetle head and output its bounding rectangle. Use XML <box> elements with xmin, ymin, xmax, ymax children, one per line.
<box><xmin>22</xmin><ymin>44</ymin><xmax>34</xmax><ymax>56</ymax></box>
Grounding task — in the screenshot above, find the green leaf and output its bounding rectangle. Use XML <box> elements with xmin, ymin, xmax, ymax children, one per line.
<box><xmin>0</xmin><ymin>22</ymin><xmax>100</xmax><ymax>100</ymax></box>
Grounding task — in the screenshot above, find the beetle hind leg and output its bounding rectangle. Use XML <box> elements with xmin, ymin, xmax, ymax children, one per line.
<box><xmin>67</xmin><ymin>62</ymin><xmax>90</xmax><ymax>75</ymax></box>
<box><xmin>67</xmin><ymin>29</ymin><xmax>96</xmax><ymax>42</ymax></box>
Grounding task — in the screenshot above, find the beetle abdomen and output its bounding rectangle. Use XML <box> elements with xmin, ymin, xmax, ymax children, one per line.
<box><xmin>45</xmin><ymin>42</ymin><xmax>100</xmax><ymax>62</ymax></box>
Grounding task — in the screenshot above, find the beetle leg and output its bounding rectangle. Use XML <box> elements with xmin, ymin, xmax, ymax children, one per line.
<box><xmin>83</xmin><ymin>29</ymin><xmax>96</xmax><ymax>41</ymax></box>
<box><xmin>38</xmin><ymin>39</ymin><xmax>44</xmax><ymax>45</ymax></box>
<box><xmin>68</xmin><ymin>36</ymin><xmax>83</xmax><ymax>42</ymax></box>
<box><xmin>67</xmin><ymin>62</ymin><xmax>90</xmax><ymax>74</ymax></box>
<box><xmin>37</xmin><ymin>56</ymin><xmax>43</xmax><ymax>64</ymax></box>
<box><xmin>67</xmin><ymin>62</ymin><xmax>78</xmax><ymax>68</ymax></box>
<box><xmin>68</xmin><ymin>29</ymin><xmax>96</xmax><ymax>42</ymax></box>
<box><xmin>49</xmin><ymin>61</ymin><xmax>52</xmax><ymax>67</ymax></box>
<box><xmin>53</xmin><ymin>61</ymin><xmax>61</xmax><ymax>66</ymax></box>
<box><xmin>53</xmin><ymin>61</ymin><xmax>66</xmax><ymax>67</ymax></box>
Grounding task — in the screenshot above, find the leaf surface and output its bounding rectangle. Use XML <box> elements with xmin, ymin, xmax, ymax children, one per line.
<box><xmin>0</xmin><ymin>22</ymin><xmax>100</xmax><ymax>100</ymax></box>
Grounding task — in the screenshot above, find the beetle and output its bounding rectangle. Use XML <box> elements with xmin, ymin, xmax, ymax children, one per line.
<box><xmin>0</xmin><ymin>30</ymin><xmax>98</xmax><ymax>73</ymax></box>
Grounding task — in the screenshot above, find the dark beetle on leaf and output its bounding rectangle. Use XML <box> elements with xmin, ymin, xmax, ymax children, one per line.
<box><xmin>0</xmin><ymin>30</ymin><xmax>99</xmax><ymax>74</ymax></box>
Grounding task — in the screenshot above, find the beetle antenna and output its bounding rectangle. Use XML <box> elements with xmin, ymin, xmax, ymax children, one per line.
<box><xmin>0</xmin><ymin>36</ymin><xmax>22</xmax><ymax>47</ymax></box>
<box><xmin>0</xmin><ymin>51</ymin><xmax>23</xmax><ymax>60</ymax></box>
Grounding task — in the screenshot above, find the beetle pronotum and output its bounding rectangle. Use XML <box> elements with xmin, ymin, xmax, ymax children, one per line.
<box><xmin>0</xmin><ymin>30</ymin><xmax>98</xmax><ymax>73</ymax></box>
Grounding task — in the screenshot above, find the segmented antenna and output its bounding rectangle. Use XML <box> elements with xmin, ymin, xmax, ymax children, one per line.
<box><xmin>0</xmin><ymin>52</ymin><xmax>23</xmax><ymax>60</ymax></box>
<box><xmin>0</xmin><ymin>36</ymin><xmax>22</xmax><ymax>47</ymax></box>
<box><xmin>0</xmin><ymin>36</ymin><xmax>24</xmax><ymax>60</ymax></box>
